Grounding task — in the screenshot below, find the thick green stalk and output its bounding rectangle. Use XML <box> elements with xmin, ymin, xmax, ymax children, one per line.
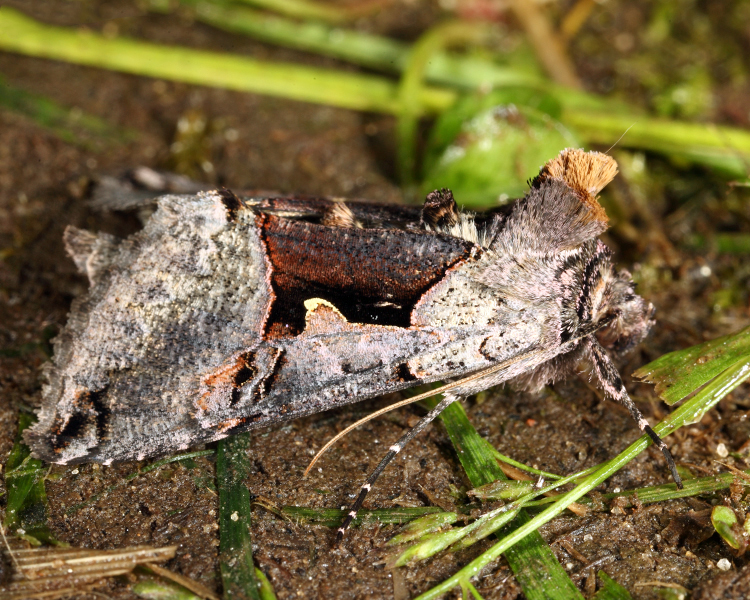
<box><xmin>0</xmin><ymin>8</ymin><xmax>455</xmax><ymax>116</ymax></box>
<box><xmin>217</xmin><ymin>433</ymin><xmax>259</xmax><ymax>600</ymax></box>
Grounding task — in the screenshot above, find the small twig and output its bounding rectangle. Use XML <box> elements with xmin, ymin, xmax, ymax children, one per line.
<box><xmin>560</xmin><ymin>0</ymin><xmax>598</xmax><ymax>41</ymax></box>
<box><xmin>507</xmin><ymin>0</ymin><xmax>582</xmax><ymax>88</ymax></box>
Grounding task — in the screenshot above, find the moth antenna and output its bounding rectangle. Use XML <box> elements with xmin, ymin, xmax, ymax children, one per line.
<box><xmin>335</xmin><ymin>394</ymin><xmax>460</xmax><ymax>543</ymax></box>
<box><xmin>586</xmin><ymin>337</ymin><xmax>683</xmax><ymax>489</ymax></box>
<box><xmin>605</xmin><ymin>124</ymin><xmax>635</xmax><ymax>154</ymax></box>
<box><xmin>305</xmin><ymin>348</ymin><xmax>546</xmax><ymax>477</ymax></box>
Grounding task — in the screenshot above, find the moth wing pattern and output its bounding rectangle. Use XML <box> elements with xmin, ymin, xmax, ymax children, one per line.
<box><xmin>28</xmin><ymin>147</ymin><xmax>671</xmax><ymax>494</ymax></box>
<box><xmin>27</xmin><ymin>191</ymin><xmax>275</xmax><ymax>463</ymax></box>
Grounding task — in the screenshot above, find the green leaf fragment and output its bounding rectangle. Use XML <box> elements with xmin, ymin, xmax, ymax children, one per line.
<box><xmin>255</xmin><ymin>568</ymin><xmax>277</xmax><ymax>600</ymax></box>
<box><xmin>132</xmin><ymin>577</ymin><xmax>203</xmax><ymax>600</ymax></box>
<box><xmin>388</xmin><ymin>528</ymin><xmax>468</xmax><ymax>568</ymax></box>
<box><xmin>387</xmin><ymin>511</ymin><xmax>459</xmax><ymax>546</ymax></box>
<box><xmin>469</xmin><ymin>479</ymin><xmax>534</xmax><ymax>501</ymax></box>
<box><xmin>711</xmin><ymin>505</ymin><xmax>745</xmax><ymax>550</ymax></box>
<box><xmin>4</xmin><ymin>413</ymin><xmax>63</xmax><ymax>545</ymax></box>
<box><xmin>449</xmin><ymin>506</ymin><xmax>521</xmax><ymax>551</ymax></box>
<box><xmin>634</xmin><ymin>325</ymin><xmax>750</xmax><ymax>405</ymax></box>
<box><xmin>593</xmin><ymin>571</ymin><xmax>633</xmax><ymax>600</ymax></box>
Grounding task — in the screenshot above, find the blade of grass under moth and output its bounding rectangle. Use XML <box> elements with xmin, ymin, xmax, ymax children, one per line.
<box><xmin>488</xmin><ymin>447</ymin><xmax>564</xmax><ymax>480</ymax></box>
<box><xmin>4</xmin><ymin>413</ymin><xmax>62</xmax><ymax>545</ymax></box>
<box><xmin>0</xmin><ymin>8</ymin><xmax>455</xmax><ymax>117</ymax></box>
<box><xmin>634</xmin><ymin>325</ymin><xmax>750</xmax><ymax>405</ymax></box>
<box><xmin>593</xmin><ymin>571</ymin><xmax>633</xmax><ymax>600</ymax></box>
<box><xmin>387</xmin><ymin>459</ymin><xmax>601</xmax><ymax>566</ymax></box>
<box><xmin>432</xmin><ymin>398</ymin><xmax>584</xmax><ymax>600</ymax></box>
<box><xmin>386</xmin><ymin>511</ymin><xmax>459</xmax><ymax>546</ymax></box>
<box><xmin>280</xmin><ymin>505</ymin><xmax>443</xmax><ymax>527</ymax></box>
<box><xmin>217</xmin><ymin>432</ymin><xmax>259</xmax><ymax>600</ymax></box>
<box><xmin>416</xmin><ymin>356</ymin><xmax>750</xmax><ymax>600</ymax></box>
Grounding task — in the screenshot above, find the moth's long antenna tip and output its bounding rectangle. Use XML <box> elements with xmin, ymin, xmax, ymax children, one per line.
<box><xmin>644</xmin><ymin>424</ymin><xmax>683</xmax><ymax>489</ymax></box>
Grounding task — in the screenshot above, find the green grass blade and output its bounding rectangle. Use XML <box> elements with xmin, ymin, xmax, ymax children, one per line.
<box><xmin>416</xmin><ymin>356</ymin><xmax>750</xmax><ymax>600</ymax></box>
<box><xmin>436</xmin><ymin>399</ymin><xmax>584</xmax><ymax>600</ymax></box>
<box><xmin>593</xmin><ymin>572</ymin><xmax>633</xmax><ymax>600</ymax></box>
<box><xmin>217</xmin><ymin>432</ymin><xmax>259</xmax><ymax>600</ymax></box>
<box><xmin>254</xmin><ymin>568</ymin><xmax>277</xmax><ymax>600</ymax></box>
<box><xmin>711</xmin><ymin>506</ymin><xmax>744</xmax><ymax>550</ymax></box>
<box><xmin>634</xmin><ymin>325</ymin><xmax>750</xmax><ymax>404</ymax></box>
<box><xmin>280</xmin><ymin>505</ymin><xmax>442</xmax><ymax>527</ymax></box>
<box><xmin>396</xmin><ymin>21</ymin><xmax>487</xmax><ymax>187</ymax></box>
<box><xmin>563</xmin><ymin>110</ymin><xmax>750</xmax><ymax>179</ymax></box>
<box><xmin>132</xmin><ymin>578</ymin><xmax>203</xmax><ymax>600</ymax></box>
<box><xmin>526</xmin><ymin>468</ymin><xmax>750</xmax><ymax>510</ymax></box>
<box><xmin>386</xmin><ymin>511</ymin><xmax>459</xmax><ymax>546</ymax></box>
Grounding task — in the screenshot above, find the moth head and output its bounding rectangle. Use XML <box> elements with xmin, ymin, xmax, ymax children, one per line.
<box><xmin>594</xmin><ymin>268</ymin><xmax>655</xmax><ymax>355</ymax></box>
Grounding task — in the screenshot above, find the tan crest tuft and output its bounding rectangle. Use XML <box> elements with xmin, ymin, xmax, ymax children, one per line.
<box><xmin>535</xmin><ymin>148</ymin><xmax>618</xmax><ymax>224</ymax></box>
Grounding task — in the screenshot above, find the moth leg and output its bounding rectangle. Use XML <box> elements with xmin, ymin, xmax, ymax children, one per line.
<box><xmin>586</xmin><ymin>337</ymin><xmax>683</xmax><ymax>489</ymax></box>
<box><xmin>336</xmin><ymin>393</ymin><xmax>460</xmax><ymax>542</ymax></box>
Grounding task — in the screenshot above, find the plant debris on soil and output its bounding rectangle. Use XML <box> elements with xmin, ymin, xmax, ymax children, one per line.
<box><xmin>1</xmin><ymin>1</ymin><xmax>750</xmax><ymax>599</ymax></box>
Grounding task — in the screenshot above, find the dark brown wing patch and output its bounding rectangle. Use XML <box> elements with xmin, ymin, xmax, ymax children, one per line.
<box><xmin>259</xmin><ymin>214</ymin><xmax>475</xmax><ymax>337</ymax></box>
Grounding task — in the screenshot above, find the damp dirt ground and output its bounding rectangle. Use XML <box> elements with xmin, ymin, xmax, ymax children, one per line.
<box><xmin>1</xmin><ymin>1</ymin><xmax>750</xmax><ymax>599</ymax></box>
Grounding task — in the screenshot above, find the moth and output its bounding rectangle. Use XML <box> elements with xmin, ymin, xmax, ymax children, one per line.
<box><xmin>26</xmin><ymin>149</ymin><xmax>681</xmax><ymax>538</ymax></box>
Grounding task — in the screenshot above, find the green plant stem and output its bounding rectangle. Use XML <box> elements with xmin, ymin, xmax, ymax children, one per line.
<box><xmin>564</xmin><ymin>110</ymin><xmax>750</xmax><ymax>178</ymax></box>
<box><xmin>397</xmin><ymin>21</ymin><xmax>489</xmax><ymax>187</ymax></box>
<box><xmin>0</xmin><ymin>8</ymin><xmax>455</xmax><ymax>116</ymax></box>
<box><xmin>173</xmin><ymin>1</ymin><xmax>546</xmax><ymax>92</ymax></box>
<box><xmin>415</xmin><ymin>358</ymin><xmax>750</xmax><ymax>600</ymax></box>
<box><xmin>217</xmin><ymin>433</ymin><xmax>259</xmax><ymax>600</ymax></box>
<box><xmin>234</xmin><ymin>0</ymin><xmax>383</xmax><ymax>24</ymax></box>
